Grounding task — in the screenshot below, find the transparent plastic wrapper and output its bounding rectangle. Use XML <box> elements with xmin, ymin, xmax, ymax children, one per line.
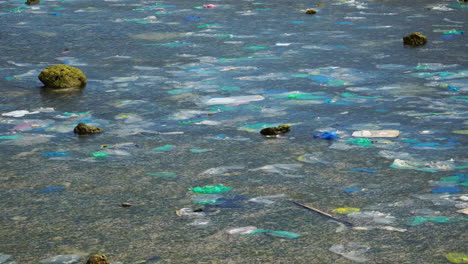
<box><xmin>39</xmin><ymin>255</ymin><xmax>81</xmax><ymax>264</ymax></box>
<box><xmin>348</xmin><ymin>211</ymin><xmax>396</xmax><ymax>224</ymax></box>
<box><xmin>329</xmin><ymin>242</ymin><xmax>370</xmax><ymax>262</ymax></box>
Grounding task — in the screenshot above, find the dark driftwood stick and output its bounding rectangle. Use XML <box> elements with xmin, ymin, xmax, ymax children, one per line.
<box><xmin>292</xmin><ymin>201</ymin><xmax>353</xmax><ymax>227</ymax></box>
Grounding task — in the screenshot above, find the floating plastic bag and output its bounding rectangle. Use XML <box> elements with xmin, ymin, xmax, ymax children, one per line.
<box><xmin>445</xmin><ymin>252</ymin><xmax>468</xmax><ymax>263</ymax></box>
<box><xmin>329</xmin><ymin>242</ymin><xmax>370</xmax><ymax>262</ymax></box>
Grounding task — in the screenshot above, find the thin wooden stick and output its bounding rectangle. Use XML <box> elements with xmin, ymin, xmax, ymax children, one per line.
<box><xmin>293</xmin><ymin>201</ymin><xmax>353</xmax><ymax>227</ymax></box>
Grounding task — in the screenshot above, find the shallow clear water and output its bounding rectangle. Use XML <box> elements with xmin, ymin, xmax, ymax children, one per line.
<box><xmin>0</xmin><ymin>0</ymin><xmax>467</xmax><ymax>263</ymax></box>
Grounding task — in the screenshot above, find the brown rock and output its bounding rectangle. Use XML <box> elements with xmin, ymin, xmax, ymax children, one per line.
<box><xmin>86</xmin><ymin>254</ymin><xmax>109</xmax><ymax>264</ymax></box>
<box><xmin>260</xmin><ymin>125</ymin><xmax>291</xmax><ymax>136</ymax></box>
<box><xmin>403</xmin><ymin>32</ymin><xmax>427</xmax><ymax>46</ymax></box>
<box><xmin>73</xmin><ymin>122</ymin><xmax>103</xmax><ymax>135</ymax></box>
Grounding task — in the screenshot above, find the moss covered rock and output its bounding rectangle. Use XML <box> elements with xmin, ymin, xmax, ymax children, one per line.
<box><xmin>260</xmin><ymin>125</ymin><xmax>291</xmax><ymax>136</ymax></box>
<box><xmin>74</xmin><ymin>122</ymin><xmax>103</xmax><ymax>135</ymax></box>
<box><xmin>38</xmin><ymin>64</ymin><xmax>87</xmax><ymax>89</ymax></box>
<box><xmin>86</xmin><ymin>254</ymin><xmax>109</xmax><ymax>264</ymax></box>
<box><xmin>25</xmin><ymin>0</ymin><xmax>40</xmax><ymax>4</ymax></box>
<box><xmin>305</xmin><ymin>9</ymin><xmax>317</xmax><ymax>14</ymax></box>
<box><xmin>403</xmin><ymin>32</ymin><xmax>427</xmax><ymax>46</ymax></box>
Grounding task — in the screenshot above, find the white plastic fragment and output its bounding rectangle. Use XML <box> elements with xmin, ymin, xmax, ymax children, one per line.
<box><xmin>202</xmin><ymin>95</ymin><xmax>264</xmax><ymax>105</ymax></box>
<box><xmin>352</xmin><ymin>130</ymin><xmax>399</xmax><ymax>138</ymax></box>
<box><xmin>2</xmin><ymin>110</ymin><xmax>40</xmax><ymax>117</ymax></box>
<box><xmin>226</xmin><ymin>226</ymin><xmax>257</xmax><ymax>235</ymax></box>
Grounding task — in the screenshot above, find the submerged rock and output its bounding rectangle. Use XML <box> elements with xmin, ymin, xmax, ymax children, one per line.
<box><xmin>305</xmin><ymin>9</ymin><xmax>317</xmax><ymax>14</ymax></box>
<box><xmin>260</xmin><ymin>125</ymin><xmax>291</xmax><ymax>136</ymax></box>
<box><xmin>86</xmin><ymin>254</ymin><xmax>109</xmax><ymax>264</ymax></box>
<box><xmin>38</xmin><ymin>64</ymin><xmax>87</xmax><ymax>89</ymax></box>
<box><xmin>25</xmin><ymin>0</ymin><xmax>40</xmax><ymax>4</ymax></box>
<box><xmin>73</xmin><ymin>122</ymin><xmax>103</xmax><ymax>135</ymax></box>
<box><xmin>403</xmin><ymin>32</ymin><xmax>427</xmax><ymax>46</ymax></box>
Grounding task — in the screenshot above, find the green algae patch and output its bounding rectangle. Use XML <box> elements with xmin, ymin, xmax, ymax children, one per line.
<box><xmin>38</xmin><ymin>64</ymin><xmax>87</xmax><ymax>89</ymax></box>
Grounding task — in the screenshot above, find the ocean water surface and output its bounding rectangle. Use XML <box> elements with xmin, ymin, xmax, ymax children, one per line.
<box><xmin>0</xmin><ymin>0</ymin><xmax>467</xmax><ymax>263</ymax></box>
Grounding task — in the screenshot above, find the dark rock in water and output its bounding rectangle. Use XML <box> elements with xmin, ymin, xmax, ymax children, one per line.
<box><xmin>305</xmin><ymin>9</ymin><xmax>317</xmax><ymax>14</ymax></box>
<box><xmin>38</xmin><ymin>64</ymin><xmax>87</xmax><ymax>89</ymax></box>
<box><xmin>25</xmin><ymin>0</ymin><xmax>40</xmax><ymax>4</ymax></box>
<box><xmin>86</xmin><ymin>254</ymin><xmax>109</xmax><ymax>264</ymax></box>
<box><xmin>73</xmin><ymin>122</ymin><xmax>103</xmax><ymax>135</ymax></box>
<box><xmin>260</xmin><ymin>125</ymin><xmax>291</xmax><ymax>136</ymax></box>
<box><xmin>403</xmin><ymin>32</ymin><xmax>427</xmax><ymax>46</ymax></box>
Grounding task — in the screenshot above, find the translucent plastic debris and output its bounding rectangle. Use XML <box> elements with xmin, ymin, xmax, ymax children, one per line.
<box><xmin>248</xmin><ymin>194</ymin><xmax>286</xmax><ymax>205</ymax></box>
<box><xmin>188</xmin><ymin>184</ymin><xmax>232</xmax><ymax>194</ymax></box>
<box><xmin>39</xmin><ymin>254</ymin><xmax>81</xmax><ymax>264</ymax></box>
<box><xmin>226</xmin><ymin>226</ymin><xmax>257</xmax><ymax>235</ymax></box>
<box><xmin>406</xmin><ymin>216</ymin><xmax>468</xmax><ymax>226</ymax></box>
<box><xmin>390</xmin><ymin>159</ymin><xmax>456</xmax><ymax>172</ymax></box>
<box><xmin>346</xmin><ymin>138</ymin><xmax>373</xmax><ymax>147</ymax></box>
<box><xmin>352</xmin><ymin>130</ymin><xmax>399</xmax><ymax>138</ymax></box>
<box><xmin>445</xmin><ymin>252</ymin><xmax>468</xmax><ymax>263</ymax></box>
<box><xmin>201</xmin><ymin>95</ymin><xmax>264</xmax><ymax>105</ymax></box>
<box><xmin>378</xmin><ymin>150</ymin><xmax>414</xmax><ymax>160</ymax></box>
<box><xmin>331</xmin><ymin>207</ymin><xmax>361</xmax><ymax>214</ymax></box>
<box><xmin>247</xmin><ymin>229</ymin><xmax>301</xmax><ymax>239</ymax></box>
<box><xmin>348</xmin><ymin>211</ymin><xmax>396</xmax><ymax>224</ymax></box>
<box><xmin>250</xmin><ymin>164</ymin><xmax>303</xmax><ymax>175</ymax></box>
<box><xmin>329</xmin><ymin>242</ymin><xmax>370</xmax><ymax>262</ymax></box>
<box><xmin>152</xmin><ymin>144</ymin><xmax>175</xmax><ymax>152</ymax></box>
<box><xmin>199</xmin><ymin>166</ymin><xmax>245</xmax><ymax>175</ymax></box>
<box><xmin>0</xmin><ymin>254</ymin><xmax>12</xmax><ymax>264</ymax></box>
<box><xmin>297</xmin><ymin>153</ymin><xmax>329</xmax><ymax>164</ymax></box>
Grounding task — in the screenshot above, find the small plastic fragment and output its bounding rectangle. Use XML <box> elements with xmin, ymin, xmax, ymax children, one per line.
<box><xmin>188</xmin><ymin>184</ymin><xmax>232</xmax><ymax>194</ymax></box>
<box><xmin>226</xmin><ymin>226</ymin><xmax>257</xmax><ymax>235</ymax></box>
<box><xmin>313</xmin><ymin>131</ymin><xmax>339</xmax><ymax>140</ymax></box>
<box><xmin>90</xmin><ymin>152</ymin><xmax>108</xmax><ymax>158</ymax></box>
<box><xmin>346</xmin><ymin>138</ymin><xmax>373</xmax><ymax>147</ymax></box>
<box><xmin>445</xmin><ymin>252</ymin><xmax>468</xmax><ymax>263</ymax></box>
<box><xmin>152</xmin><ymin>144</ymin><xmax>174</xmax><ymax>152</ymax></box>
<box><xmin>247</xmin><ymin>229</ymin><xmax>301</xmax><ymax>239</ymax></box>
<box><xmin>332</xmin><ymin>207</ymin><xmax>361</xmax><ymax>214</ymax></box>
<box><xmin>431</xmin><ymin>187</ymin><xmax>461</xmax><ymax>194</ymax></box>
<box><xmin>406</xmin><ymin>216</ymin><xmax>468</xmax><ymax>226</ymax></box>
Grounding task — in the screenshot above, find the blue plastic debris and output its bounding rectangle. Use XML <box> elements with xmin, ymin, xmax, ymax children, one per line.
<box><xmin>40</xmin><ymin>186</ymin><xmax>64</xmax><ymax>193</ymax></box>
<box><xmin>431</xmin><ymin>187</ymin><xmax>461</xmax><ymax>194</ymax></box>
<box><xmin>313</xmin><ymin>131</ymin><xmax>339</xmax><ymax>140</ymax></box>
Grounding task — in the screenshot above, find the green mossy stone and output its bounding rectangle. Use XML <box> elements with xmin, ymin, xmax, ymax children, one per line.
<box><xmin>38</xmin><ymin>64</ymin><xmax>87</xmax><ymax>89</ymax></box>
<box><xmin>403</xmin><ymin>32</ymin><xmax>427</xmax><ymax>46</ymax></box>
